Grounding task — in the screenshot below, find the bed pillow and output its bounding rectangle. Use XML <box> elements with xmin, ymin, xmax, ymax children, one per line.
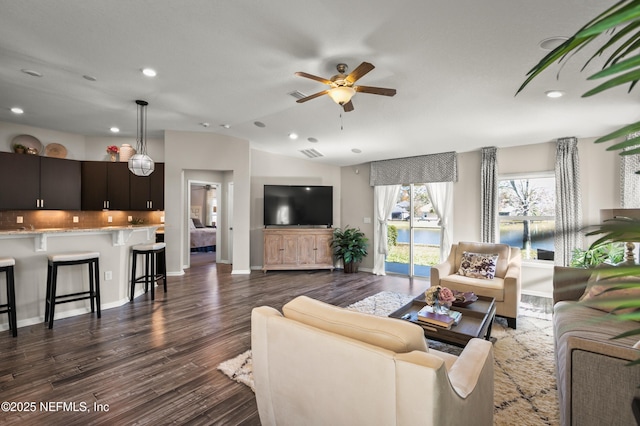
<box><xmin>192</xmin><ymin>218</ymin><xmax>205</xmax><ymax>228</ymax></box>
<box><xmin>458</xmin><ymin>251</ymin><xmax>499</xmax><ymax>280</ymax></box>
<box><xmin>189</xmin><ymin>218</ymin><xmax>197</xmax><ymax>229</ymax></box>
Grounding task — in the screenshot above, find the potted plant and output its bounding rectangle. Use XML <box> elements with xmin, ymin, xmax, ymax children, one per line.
<box><xmin>570</xmin><ymin>242</ymin><xmax>625</xmax><ymax>268</ymax></box>
<box><xmin>331</xmin><ymin>226</ymin><xmax>368</xmax><ymax>273</ymax></box>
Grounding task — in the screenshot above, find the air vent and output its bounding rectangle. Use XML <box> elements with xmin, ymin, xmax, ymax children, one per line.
<box><xmin>299</xmin><ymin>148</ymin><xmax>323</xmax><ymax>158</ymax></box>
<box><xmin>288</xmin><ymin>90</ymin><xmax>307</xmax><ymax>100</ymax></box>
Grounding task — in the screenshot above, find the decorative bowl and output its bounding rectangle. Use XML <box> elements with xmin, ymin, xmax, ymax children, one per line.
<box><xmin>451</xmin><ymin>291</ymin><xmax>478</xmax><ymax>307</ymax></box>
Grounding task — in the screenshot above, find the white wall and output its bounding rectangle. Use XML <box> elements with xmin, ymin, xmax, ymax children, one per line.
<box><xmin>85</xmin><ymin>136</ymin><xmax>165</xmax><ymax>162</ymax></box>
<box><xmin>340</xmin><ymin>163</ymin><xmax>375</xmax><ymax>270</ymax></box>
<box><xmin>0</xmin><ymin>121</ymin><xmax>85</xmax><ymax>159</ymax></box>
<box><xmin>164</xmin><ymin>130</ymin><xmax>251</xmax><ymax>275</ymax></box>
<box><xmin>250</xmin><ymin>149</ymin><xmax>341</xmax><ymax>269</ymax></box>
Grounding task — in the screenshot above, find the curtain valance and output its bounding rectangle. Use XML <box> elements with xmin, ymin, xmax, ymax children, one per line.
<box><xmin>369</xmin><ymin>151</ymin><xmax>458</xmax><ymax>186</ymax></box>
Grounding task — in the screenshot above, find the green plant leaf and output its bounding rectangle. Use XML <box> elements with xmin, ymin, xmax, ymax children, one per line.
<box><xmin>594</xmin><ymin>120</ymin><xmax>640</xmax><ymax>143</ymax></box>
<box><xmin>589</xmin><ymin>53</ymin><xmax>640</xmax><ymax>79</ymax></box>
<box><xmin>582</xmin><ymin>68</ymin><xmax>640</xmax><ymax>96</ymax></box>
<box><xmin>575</xmin><ymin>2</ymin><xmax>640</xmax><ymax>38</ymax></box>
<box><xmin>604</xmin><ymin>136</ymin><xmax>640</xmax><ymax>151</ymax></box>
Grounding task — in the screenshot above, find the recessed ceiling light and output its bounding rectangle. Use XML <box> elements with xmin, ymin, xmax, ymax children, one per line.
<box><xmin>142</xmin><ymin>68</ymin><xmax>157</xmax><ymax>77</ymax></box>
<box><xmin>254</xmin><ymin>121</ymin><xmax>266</xmax><ymax>128</ymax></box>
<box><xmin>21</xmin><ymin>69</ymin><xmax>42</xmax><ymax>77</ymax></box>
<box><xmin>545</xmin><ymin>90</ymin><xmax>565</xmax><ymax>98</ymax></box>
<box><xmin>289</xmin><ymin>133</ymin><xmax>298</xmax><ymax>140</ymax></box>
<box><xmin>10</xmin><ymin>107</ymin><xmax>24</xmax><ymax>114</ymax></box>
<box><xmin>352</xmin><ymin>148</ymin><xmax>362</xmax><ymax>154</ymax></box>
<box><xmin>83</xmin><ymin>75</ymin><xmax>97</xmax><ymax>81</ymax></box>
<box><xmin>200</xmin><ymin>122</ymin><xmax>210</xmax><ymax>128</ymax></box>
<box><xmin>110</xmin><ymin>127</ymin><xmax>120</xmax><ymax>133</ymax></box>
<box><xmin>220</xmin><ymin>124</ymin><xmax>230</xmax><ymax>129</ymax></box>
<box><xmin>307</xmin><ymin>137</ymin><xmax>318</xmax><ymax>143</ymax></box>
<box><xmin>539</xmin><ymin>37</ymin><xmax>569</xmax><ymax>51</ymax></box>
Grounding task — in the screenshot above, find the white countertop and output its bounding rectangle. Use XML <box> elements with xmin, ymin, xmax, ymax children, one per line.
<box><xmin>0</xmin><ymin>225</ymin><xmax>161</xmax><ymax>251</ymax></box>
<box><xmin>0</xmin><ymin>225</ymin><xmax>160</xmax><ymax>235</ymax></box>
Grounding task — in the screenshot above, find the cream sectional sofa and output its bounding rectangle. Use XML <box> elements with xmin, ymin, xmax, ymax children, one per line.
<box><xmin>251</xmin><ymin>295</ymin><xmax>494</xmax><ymax>426</ymax></box>
<box><xmin>553</xmin><ymin>266</ymin><xmax>640</xmax><ymax>426</ymax></box>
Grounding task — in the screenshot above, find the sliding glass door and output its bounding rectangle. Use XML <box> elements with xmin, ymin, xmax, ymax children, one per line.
<box><xmin>385</xmin><ymin>184</ymin><xmax>441</xmax><ymax>277</ymax></box>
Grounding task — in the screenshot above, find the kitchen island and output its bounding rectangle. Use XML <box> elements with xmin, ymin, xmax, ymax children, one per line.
<box><xmin>0</xmin><ymin>225</ymin><xmax>160</xmax><ymax>332</ymax></box>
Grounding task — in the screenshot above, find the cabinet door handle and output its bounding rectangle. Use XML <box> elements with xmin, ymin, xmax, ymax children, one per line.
<box><xmin>40</xmin><ymin>199</ymin><xmax>44</xmax><ymax>208</ymax></box>
<box><xmin>149</xmin><ymin>200</ymin><xmax>152</xmax><ymax>209</ymax></box>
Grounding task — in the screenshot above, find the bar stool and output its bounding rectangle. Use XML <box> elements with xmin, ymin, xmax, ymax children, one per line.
<box><xmin>45</xmin><ymin>252</ymin><xmax>101</xmax><ymax>329</ymax></box>
<box><xmin>0</xmin><ymin>257</ymin><xmax>17</xmax><ymax>337</ymax></box>
<box><xmin>130</xmin><ymin>243</ymin><xmax>167</xmax><ymax>302</ymax></box>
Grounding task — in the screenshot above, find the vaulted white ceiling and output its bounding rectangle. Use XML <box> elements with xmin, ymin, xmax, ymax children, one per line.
<box><xmin>0</xmin><ymin>0</ymin><xmax>633</xmax><ymax>166</ymax></box>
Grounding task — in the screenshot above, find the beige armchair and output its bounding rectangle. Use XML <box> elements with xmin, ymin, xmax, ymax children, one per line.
<box><xmin>431</xmin><ymin>241</ymin><xmax>521</xmax><ymax>329</ymax></box>
<box><xmin>252</xmin><ymin>295</ymin><xmax>494</xmax><ymax>426</ymax></box>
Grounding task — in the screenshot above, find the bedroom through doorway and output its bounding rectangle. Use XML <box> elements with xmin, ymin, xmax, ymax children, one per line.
<box><xmin>189</xmin><ymin>181</ymin><xmax>219</xmax><ymax>265</ymax></box>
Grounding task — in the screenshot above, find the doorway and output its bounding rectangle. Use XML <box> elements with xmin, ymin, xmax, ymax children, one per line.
<box><xmin>188</xmin><ymin>180</ymin><xmax>220</xmax><ymax>266</ymax></box>
<box><xmin>385</xmin><ymin>184</ymin><xmax>441</xmax><ymax>277</ymax></box>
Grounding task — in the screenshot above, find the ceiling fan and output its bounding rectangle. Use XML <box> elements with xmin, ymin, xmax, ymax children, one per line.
<box><xmin>295</xmin><ymin>62</ymin><xmax>396</xmax><ymax>112</ymax></box>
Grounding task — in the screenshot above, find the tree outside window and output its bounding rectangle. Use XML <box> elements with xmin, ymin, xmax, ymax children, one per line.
<box><xmin>498</xmin><ymin>176</ymin><xmax>555</xmax><ymax>260</ymax></box>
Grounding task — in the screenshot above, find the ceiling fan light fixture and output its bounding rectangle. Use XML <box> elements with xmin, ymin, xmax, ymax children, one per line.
<box><xmin>328</xmin><ymin>86</ymin><xmax>355</xmax><ymax>105</ymax></box>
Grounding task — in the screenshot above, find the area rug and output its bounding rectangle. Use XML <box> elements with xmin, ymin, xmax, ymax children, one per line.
<box><xmin>218</xmin><ymin>291</ymin><xmax>559</xmax><ymax>425</ymax></box>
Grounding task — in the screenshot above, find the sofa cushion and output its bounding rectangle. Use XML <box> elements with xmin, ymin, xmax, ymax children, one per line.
<box><xmin>282</xmin><ymin>295</ymin><xmax>429</xmax><ymax>353</ymax></box>
<box><xmin>554</xmin><ymin>301</ymin><xmax>639</xmax><ymax>351</ymax></box>
<box><xmin>579</xmin><ymin>270</ymin><xmax>640</xmax><ymax>314</ymax></box>
<box><xmin>458</xmin><ymin>252</ymin><xmax>498</xmax><ymax>279</ymax></box>
<box><xmin>455</xmin><ymin>242</ymin><xmax>511</xmax><ymax>278</ymax></box>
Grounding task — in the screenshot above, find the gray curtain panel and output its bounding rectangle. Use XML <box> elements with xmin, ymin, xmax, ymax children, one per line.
<box><xmin>480</xmin><ymin>147</ymin><xmax>497</xmax><ymax>243</ymax></box>
<box><xmin>555</xmin><ymin>137</ymin><xmax>583</xmax><ymax>266</ymax></box>
<box><xmin>621</xmin><ymin>131</ymin><xmax>640</xmax><ymax>208</ymax></box>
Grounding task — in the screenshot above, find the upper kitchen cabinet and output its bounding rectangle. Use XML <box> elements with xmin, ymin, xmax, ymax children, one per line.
<box><xmin>81</xmin><ymin>161</ymin><xmax>130</xmax><ymax>210</ymax></box>
<box><xmin>129</xmin><ymin>163</ymin><xmax>164</xmax><ymax>211</ymax></box>
<box><xmin>0</xmin><ymin>152</ymin><xmax>81</xmax><ymax>210</ymax></box>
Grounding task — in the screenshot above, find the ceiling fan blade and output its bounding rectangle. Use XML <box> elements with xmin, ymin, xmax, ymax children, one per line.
<box><xmin>355</xmin><ymin>85</ymin><xmax>397</xmax><ymax>96</ymax></box>
<box><xmin>343</xmin><ymin>101</ymin><xmax>354</xmax><ymax>112</ymax></box>
<box><xmin>345</xmin><ymin>62</ymin><xmax>375</xmax><ymax>84</ymax></box>
<box><xmin>295</xmin><ymin>71</ymin><xmax>332</xmax><ymax>85</ymax></box>
<box><xmin>296</xmin><ymin>90</ymin><xmax>329</xmax><ymax>103</ymax></box>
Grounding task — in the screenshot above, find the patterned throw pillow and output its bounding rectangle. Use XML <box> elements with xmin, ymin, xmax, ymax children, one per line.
<box><xmin>458</xmin><ymin>251</ymin><xmax>499</xmax><ymax>280</ymax></box>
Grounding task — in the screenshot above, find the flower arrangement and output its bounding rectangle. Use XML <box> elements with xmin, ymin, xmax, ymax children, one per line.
<box><xmin>425</xmin><ymin>285</ymin><xmax>456</xmax><ymax>308</ymax></box>
<box><xmin>106</xmin><ymin>145</ymin><xmax>119</xmax><ymax>154</ymax></box>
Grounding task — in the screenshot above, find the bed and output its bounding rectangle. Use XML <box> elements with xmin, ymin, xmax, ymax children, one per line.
<box><xmin>190</xmin><ymin>218</ymin><xmax>216</xmax><ymax>251</ymax></box>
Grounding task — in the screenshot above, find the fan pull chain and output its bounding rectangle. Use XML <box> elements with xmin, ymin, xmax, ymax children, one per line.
<box><xmin>340</xmin><ymin>111</ymin><xmax>344</xmax><ymax>130</ymax></box>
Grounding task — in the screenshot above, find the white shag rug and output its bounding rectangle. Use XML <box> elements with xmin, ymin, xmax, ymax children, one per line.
<box><xmin>218</xmin><ymin>291</ymin><xmax>558</xmax><ymax>425</ymax></box>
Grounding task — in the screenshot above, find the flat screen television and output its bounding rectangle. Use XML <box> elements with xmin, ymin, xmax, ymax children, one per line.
<box><xmin>264</xmin><ymin>185</ymin><xmax>333</xmax><ymax>227</ymax></box>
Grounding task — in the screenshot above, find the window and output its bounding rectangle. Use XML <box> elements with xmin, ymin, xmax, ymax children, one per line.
<box><xmin>498</xmin><ymin>173</ymin><xmax>555</xmax><ymax>260</ymax></box>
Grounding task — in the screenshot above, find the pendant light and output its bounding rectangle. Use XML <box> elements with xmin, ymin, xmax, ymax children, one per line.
<box><xmin>128</xmin><ymin>100</ymin><xmax>155</xmax><ymax>176</ymax></box>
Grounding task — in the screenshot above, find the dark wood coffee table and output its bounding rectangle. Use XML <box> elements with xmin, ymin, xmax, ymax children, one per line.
<box><xmin>389</xmin><ymin>294</ymin><xmax>496</xmax><ymax>347</ymax></box>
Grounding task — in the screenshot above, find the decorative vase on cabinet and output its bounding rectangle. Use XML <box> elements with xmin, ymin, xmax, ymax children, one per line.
<box><xmin>119</xmin><ymin>144</ymin><xmax>135</xmax><ymax>162</ymax></box>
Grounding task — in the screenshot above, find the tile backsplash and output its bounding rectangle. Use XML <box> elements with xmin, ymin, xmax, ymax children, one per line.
<box><xmin>0</xmin><ymin>210</ymin><xmax>164</xmax><ymax>230</ymax></box>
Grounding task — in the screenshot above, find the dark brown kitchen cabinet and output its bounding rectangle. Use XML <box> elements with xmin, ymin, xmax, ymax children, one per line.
<box><xmin>40</xmin><ymin>157</ymin><xmax>82</xmax><ymax>210</ymax></box>
<box><xmin>129</xmin><ymin>163</ymin><xmax>164</xmax><ymax>210</ymax></box>
<box><xmin>81</xmin><ymin>161</ymin><xmax>130</xmax><ymax>210</ymax></box>
<box><xmin>0</xmin><ymin>152</ymin><xmax>81</xmax><ymax>210</ymax></box>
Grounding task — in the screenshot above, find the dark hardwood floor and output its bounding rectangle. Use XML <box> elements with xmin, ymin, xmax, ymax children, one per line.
<box><xmin>0</xmin><ymin>252</ymin><xmax>429</xmax><ymax>425</ymax></box>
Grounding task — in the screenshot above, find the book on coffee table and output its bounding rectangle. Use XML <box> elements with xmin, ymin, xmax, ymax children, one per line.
<box><xmin>416</xmin><ymin>305</ymin><xmax>462</xmax><ymax>329</ymax></box>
